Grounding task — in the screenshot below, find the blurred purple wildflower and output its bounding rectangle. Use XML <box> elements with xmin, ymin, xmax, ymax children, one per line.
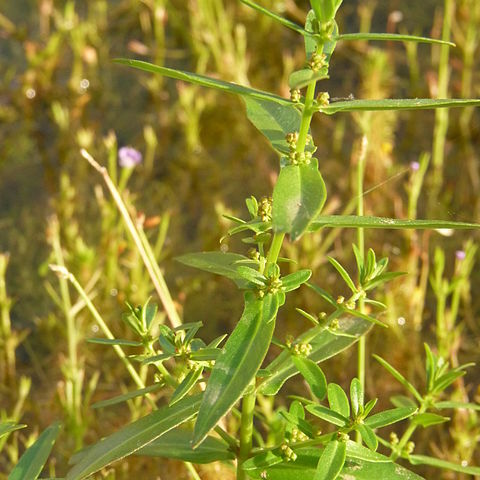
<box><xmin>410</xmin><ymin>161</ymin><xmax>420</xmax><ymax>171</ymax></box>
<box><xmin>118</xmin><ymin>146</ymin><xmax>142</xmax><ymax>168</ymax></box>
<box><xmin>455</xmin><ymin>250</ymin><xmax>466</xmax><ymax>261</ymax></box>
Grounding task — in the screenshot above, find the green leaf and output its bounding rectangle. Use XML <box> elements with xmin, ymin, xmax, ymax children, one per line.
<box><xmin>244</xmin><ymin>97</ymin><xmax>303</xmax><ymax>155</ymax></box>
<box><xmin>244</xmin><ymin>447</ymin><xmax>424</xmax><ymax>479</ymax></box>
<box><xmin>408</xmin><ymin>454</ymin><xmax>480</xmax><ymax>475</ymax></box>
<box><xmin>86</xmin><ymin>338</ymin><xmax>143</xmax><ymax>347</ymax></box>
<box><xmin>345</xmin><ymin>440</ymin><xmax>391</xmax><ymax>463</ymax></box>
<box><xmin>432</xmin><ymin>367</ymin><xmax>469</xmax><ymax>393</ymax></box>
<box><xmin>66</xmin><ymin>395</ymin><xmax>202</xmax><ymax>480</ymax></box>
<box><xmin>328</xmin><ymin>257</ymin><xmax>357</xmax><ymax>293</ymax></box>
<box><xmin>292</xmin><ymin>356</ymin><xmax>327</xmax><ymax>400</ymax></box>
<box><xmin>289</xmin><ymin>68</ymin><xmax>328</xmax><ymax>89</ymax></box>
<box><xmin>309</xmin><ymin>215</ymin><xmax>480</xmax><ymax>231</ymax></box>
<box><xmin>357</xmin><ymin>424</ymin><xmax>378</xmax><ymax>451</ymax></box>
<box><xmin>136</xmin><ymin>428</ymin><xmax>234</xmax><ymax>463</ymax></box>
<box><xmin>336</xmin><ymin>32</ymin><xmax>455</xmax><ymax>46</ymax></box>
<box><xmin>0</xmin><ymin>422</ymin><xmax>26</xmax><ymax>439</ymax></box>
<box><xmin>306</xmin><ymin>404</ymin><xmax>348</xmax><ymax>427</ymax></box>
<box><xmin>328</xmin><ymin>383</ymin><xmax>350</xmax><ymax>418</ymax></box>
<box><xmin>281</xmin><ymin>269</ymin><xmax>312</xmax><ymax>292</ymax></box>
<box><xmin>314</xmin><ymin>440</ymin><xmax>346</xmax><ymax>480</ymax></box>
<box><xmin>189</xmin><ymin>348</ymin><xmax>221</xmax><ymax>362</ymax></box>
<box><xmin>236</xmin><ymin>266</ymin><xmax>266</xmax><ymax>286</ymax></box>
<box><xmin>304</xmin><ymin>10</ymin><xmax>318</xmax><ymax>59</ymax></box>
<box><xmin>9</xmin><ymin>422</ymin><xmax>61</xmax><ymax>480</ymax></box>
<box><xmin>192</xmin><ymin>292</ymin><xmax>278</xmax><ymax>446</ymax></box>
<box><xmin>280</xmin><ymin>411</ymin><xmax>314</xmax><ymax>438</ymax></box>
<box><xmin>318</xmin><ymin>98</ymin><xmax>480</xmax><ymax>114</ymax></box>
<box><xmin>259</xmin><ymin>316</ymin><xmax>371</xmax><ymax>395</ymax></box>
<box><xmin>176</xmin><ymin>252</ymin><xmax>250</xmax><ymax>287</ymax></box>
<box><xmin>365</xmin><ymin>407</ymin><xmax>417</xmax><ymax>429</ymax></box>
<box><xmin>273</xmin><ymin>165</ymin><xmax>327</xmax><ymax>241</ymax></box>
<box><xmin>434</xmin><ymin>400</ymin><xmax>480</xmax><ymax>411</ymax></box>
<box><xmin>170</xmin><ymin>367</ymin><xmax>204</xmax><ymax>406</ymax></box>
<box><xmin>373</xmin><ymin>355</ymin><xmax>423</xmax><ymax>403</ymax></box>
<box><xmin>115</xmin><ymin>59</ymin><xmax>292</xmax><ymax>106</ymax></box>
<box><xmin>92</xmin><ymin>384</ymin><xmax>163</xmax><ymax>409</ymax></box>
<box><xmin>242</xmin><ymin>450</ymin><xmax>284</xmax><ymax>471</ymax></box>
<box><xmin>350</xmin><ymin>378</ymin><xmax>363</xmax><ymax>417</ymax></box>
<box><xmin>411</xmin><ymin>412</ymin><xmax>449</xmax><ymax>428</ymax></box>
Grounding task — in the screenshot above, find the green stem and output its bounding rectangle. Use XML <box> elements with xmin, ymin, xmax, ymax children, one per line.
<box><xmin>390</xmin><ymin>402</ymin><xmax>428</xmax><ymax>461</ymax></box>
<box><xmin>297</xmin><ymin>82</ymin><xmax>316</xmax><ymax>153</ymax></box>
<box><xmin>237</xmin><ymin>383</ymin><xmax>256</xmax><ymax>480</ymax></box>
<box><xmin>356</xmin><ymin>134</ymin><xmax>368</xmax><ymax>442</ymax></box>
<box><xmin>430</xmin><ymin>0</ymin><xmax>454</xmax><ymax>209</ymax></box>
<box><xmin>237</xmin><ymin>77</ymin><xmax>320</xmax><ymax>476</ymax></box>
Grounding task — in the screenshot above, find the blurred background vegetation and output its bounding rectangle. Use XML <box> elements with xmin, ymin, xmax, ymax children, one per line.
<box><xmin>0</xmin><ymin>0</ymin><xmax>479</xmax><ymax>478</ymax></box>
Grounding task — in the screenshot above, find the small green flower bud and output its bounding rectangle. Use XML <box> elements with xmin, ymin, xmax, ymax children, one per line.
<box><xmin>336</xmin><ymin>295</ymin><xmax>345</xmax><ymax>304</ymax></box>
<box><xmin>286</xmin><ymin>132</ymin><xmax>299</xmax><ymax>146</ymax></box>
<box><xmin>389</xmin><ymin>432</ymin><xmax>399</xmax><ymax>445</ymax></box>
<box><xmin>345</xmin><ymin>301</ymin><xmax>356</xmax><ymax>310</ymax></box>
<box><xmin>330</xmin><ymin>319</ymin><xmax>339</xmax><ymax>330</ymax></box>
<box><xmin>308</xmin><ymin>52</ymin><xmax>327</xmax><ymax>72</ymax></box>
<box><xmin>317</xmin><ymin>91</ymin><xmax>330</xmax><ymax>106</ymax></box>
<box><xmin>290</xmin><ymin>88</ymin><xmax>301</xmax><ymax>103</ymax></box>
<box><xmin>405</xmin><ymin>441</ymin><xmax>415</xmax><ymax>454</ymax></box>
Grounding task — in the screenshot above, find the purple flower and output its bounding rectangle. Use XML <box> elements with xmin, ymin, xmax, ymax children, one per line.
<box><xmin>455</xmin><ymin>250</ymin><xmax>466</xmax><ymax>261</ymax></box>
<box><xmin>410</xmin><ymin>161</ymin><xmax>420</xmax><ymax>171</ymax></box>
<box><xmin>118</xmin><ymin>146</ymin><xmax>142</xmax><ymax>168</ymax></box>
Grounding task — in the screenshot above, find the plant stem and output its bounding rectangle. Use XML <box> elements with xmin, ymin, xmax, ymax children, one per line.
<box><xmin>390</xmin><ymin>402</ymin><xmax>428</xmax><ymax>461</ymax></box>
<box><xmin>297</xmin><ymin>82</ymin><xmax>316</xmax><ymax>152</ymax></box>
<box><xmin>266</xmin><ymin>232</ymin><xmax>285</xmax><ymax>269</ymax></box>
<box><xmin>81</xmin><ymin>149</ymin><xmax>182</xmax><ymax>328</ymax></box>
<box><xmin>430</xmin><ymin>0</ymin><xmax>454</xmax><ymax>211</ymax></box>
<box><xmin>356</xmin><ymin>135</ymin><xmax>368</xmax><ymax>442</ymax></box>
<box><xmin>237</xmin><ymin>383</ymin><xmax>256</xmax><ymax>480</ymax></box>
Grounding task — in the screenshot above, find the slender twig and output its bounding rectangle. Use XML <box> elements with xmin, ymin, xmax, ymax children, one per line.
<box><xmin>80</xmin><ymin>149</ymin><xmax>181</xmax><ymax>328</ymax></box>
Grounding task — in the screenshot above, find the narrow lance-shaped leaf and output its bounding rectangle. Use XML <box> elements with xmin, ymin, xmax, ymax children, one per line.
<box><xmin>336</xmin><ymin>32</ymin><xmax>455</xmax><ymax>46</ymax></box>
<box><xmin>328</xmin><ymin>383</ymin><xmax>350</xmax><ymax>418</ymax></box>
<box><xmin>273</xmin><ymin>165</ymin><xmax>327</xmax><ymax>241</ymax></box>
<box><xmin>365</xmin><ymin>407</ymin><xmax>417</xmax><ymax>429</ymax></box>
<box><xmin>0</xmin><ymin>422</ymin><xmax>26</xmax><ymax>439</ymax></box>
<box><xmin>357</xmin><ymin>424</ymin><xmax>378</xmax><ymax>451</ymax></box>
<box><xmin>350</xmin><ymin>378</ymin><xmax>364</xmax><ymax>417</ymax></box>
<box><xmin>192</xmin><ymin>292</ymin><xmax>279</xmax><ymax>447</ymax></box>
<box><xmin>313</xmin><ymin>440</ymin><xmax>346</xmax><ymax>480</ymax></box>
<box><xmin>309</xmin><ymin>215</ymin><xmax>480</xmax><ymax>231</ymax></box>
<box><xmin>169</xmin><ymin>367</ymin><xmax>204</xmax><ymax>406</ymax></box>
<box><xmin>176</xmin><ymin>252</ymin><xmax>250</xmax><ymax>288</ymax></box>
<box><xmin>8</xmin><ymin>422</ymin><xmax>62</xmax><ymax>480</ymax></box>
<box><xmin>317</xmin><ymin>98</ymin><xmax>480</xmax><ymax>115</ymax></box>
<box><xmin>292</xmin><ymin>356</ymin><xmax>327</xmax><ymax>400</ymax></box>
<box><xmin>66</xmin><ymin>394</ymin><xmax>202</xmax><ymax>480</ymax></box>
<box><xmin>408</xmin><ymin>454</ymin><xmax>480</xmax><ymax>476</ymax></box>
<box><xmin>373</xmin><ymin>355</ymin><xmax>423</xmax><ymax>403</ymax></box>
<box><xmin>114</xmin><ymin>59</ymin><xmax>292</xmax><ymax>106</ymax></box>
<box><xmin>92</xmin><ymin>383</ymin><xmax>163</xmax><ymax>409</ymax></box>
<box><xmin>136</xmin><ymin>428</ymin><xmax>234</xmax><ymax>464</ymax></box>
